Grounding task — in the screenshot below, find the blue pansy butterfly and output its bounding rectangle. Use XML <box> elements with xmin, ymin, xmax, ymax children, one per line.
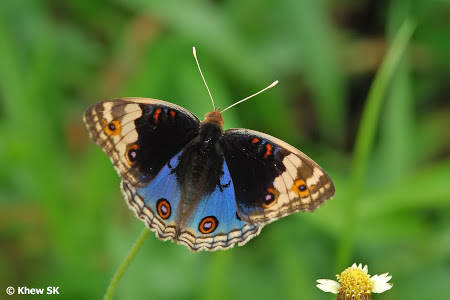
<box><xmin>83</xmin><ymin>48</ymin><xmax>335</xmax><ymax>252</ymax></box>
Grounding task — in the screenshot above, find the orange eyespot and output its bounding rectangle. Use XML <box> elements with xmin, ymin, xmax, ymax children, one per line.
<box><xmin>262</xmin><ymin>188</ymin><xmax>277</xmax><ymax>208</ymax></box>
<box><xmin>156</xmin><ymin>199</ymin><xmax>171</xmax><ymax>219</ymax></box>
<box><xmin>104</xmin><ymin>120</ymin><xmax>121</xmax><ymax>136</ymax></box>
<box><xmin>291</xmin><ymin>179</ymin><xmax>310</xmax><ymax>197</ymax></box>
<box><xmin>251</xmin><ymin>137</ymin><xmax>259</xmax><ymax>144</ymax></box>
<box><xmin>126</xmin><ymin>144</ymin><xmax>139</xmax><ymax>165</ymax></box>
<box><xmin>199</xmin><ymin>216</ymin><xmax>219</xmax><ymax>234</ymax></box>
<box><xmin>170</xmin><ymin>110</ymin><xmax>176</xmax><ymax>118</ymax></box>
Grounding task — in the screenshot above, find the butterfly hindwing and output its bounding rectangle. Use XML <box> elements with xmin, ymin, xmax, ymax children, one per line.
<box><xmin>177</xmin><ymin>159</ymin><xmax>261</xmax><ymax>251</ymax></box>
<box><xmin>222</xmin><ymin>129</ymin><xmax>335</xmax><ymax>224</ymax></box>
<box><xmin>83</xmin><ymin>98</ymin><xmax>200</xmax><ymax>186</ymax></box>
<box><xmin>122</xmin><ymin>151</ymin><xmax>184</xmax><ymax>241</ymax></box>
<box><xmin>124</xmin><ymin>148</ymin><xmax>262</xmax><ymax>252</ymax></box>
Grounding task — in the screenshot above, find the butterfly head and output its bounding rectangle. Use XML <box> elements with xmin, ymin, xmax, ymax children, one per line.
<box><xmin>203</xmin><ymin>109</ymin><xmax>224</xmax><ymax>127</ymax></box>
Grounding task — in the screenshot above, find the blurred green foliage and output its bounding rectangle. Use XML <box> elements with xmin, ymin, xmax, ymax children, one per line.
<box><xmin>0</xmin><ymin>0</ymin><xmax>449</xmax><ymax>299</ymax></box>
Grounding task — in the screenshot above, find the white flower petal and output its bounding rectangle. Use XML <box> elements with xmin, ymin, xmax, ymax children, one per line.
<box><xmin>351</xmin><ymin>263</ymin><xmax>357</xmax><ymax>268</ymax></box>
<box><xmin>316</xmin><ymin>279</ymin><xmax>340</xmax><ymax>293</ymax></box>
<box><xmin>372</xmin><ymin>273</ymin><xmax>393</xmax><ymax>293</ymax></box>
<box><xmin>362</xmin><ymin>265</ymin><xmax>368</xmax><ymax>273</ymax></box>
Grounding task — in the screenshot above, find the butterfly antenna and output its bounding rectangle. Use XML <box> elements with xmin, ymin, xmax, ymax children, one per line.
<box><xmin>221</xmin><ymin>80</ymin><xmax>279</xmax><ymax>113</ymax></box>
<box><xmin>193</xmin><ymin>47</ymin><xmax>215</xmax><ymax>110</ymax></box>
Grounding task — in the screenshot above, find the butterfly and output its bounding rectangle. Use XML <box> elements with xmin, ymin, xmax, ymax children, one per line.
<box><xmin>83</xmin><ymin>48</ymin><xmax>335</xmax><ymax>252</ymax></box>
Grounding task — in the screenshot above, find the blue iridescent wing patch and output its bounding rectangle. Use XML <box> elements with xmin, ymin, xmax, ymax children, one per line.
<box><xmin>124</xmin><ymin>153</ymin><xmax>261</xmax><ymax>251</ymax></box>
<box><xmin>176</xmin><ymin>159</ymin><xmax>261</xmax><ymax>251</ymax></box>
<box><xmin>122</xmin><ymin>151</ymin><xmax>183</xmax><ymax>242</ymax></box>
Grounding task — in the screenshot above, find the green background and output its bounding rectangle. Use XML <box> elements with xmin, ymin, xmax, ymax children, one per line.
<box><xmin>1</xmin><ymin>0</ymin><xmax>449</xmax><ymax>299</ymax></box>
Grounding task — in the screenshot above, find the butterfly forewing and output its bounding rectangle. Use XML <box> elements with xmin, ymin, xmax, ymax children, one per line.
<box><xmin>83</xmin><ymin>98</ymin><xmax>200</xmax><ymax>186</ymax></box>
<box><xmin>222</xmin><ymin>128</ymin><xmax>335</xmax><ymax>224</ymax></box>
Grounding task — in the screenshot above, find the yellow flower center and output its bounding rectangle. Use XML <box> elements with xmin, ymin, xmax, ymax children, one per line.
<box><xmin>336</xmin><ymin>266</ymin><xmax>373</xmax><ymax>300</ymax></box>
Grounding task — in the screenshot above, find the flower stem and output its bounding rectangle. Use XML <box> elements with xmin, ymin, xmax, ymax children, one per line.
<box><xmin>335</xmin><ymin>18</ymin><xmax>416</xmax><ymax>270</ymax></box>
<box><xmin>104</xmin><ymin>228</ymin><xmax>150</xmax><ymax>300</ymax></box>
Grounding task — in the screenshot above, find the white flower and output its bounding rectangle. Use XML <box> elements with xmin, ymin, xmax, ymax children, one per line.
<box><xmin>371</xmin><ymin>273</ymin><xmax>393</xmax><ymax>293</ymax></box>
<box><xmin>316</xmin><ymin>263</ymin><xmax>393</xmax><ymax>300</ymax></box>
<box><xmin>316</xmin><ymin>279</ymin><xmax>340</xmax><ymax>293</ymax></box>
